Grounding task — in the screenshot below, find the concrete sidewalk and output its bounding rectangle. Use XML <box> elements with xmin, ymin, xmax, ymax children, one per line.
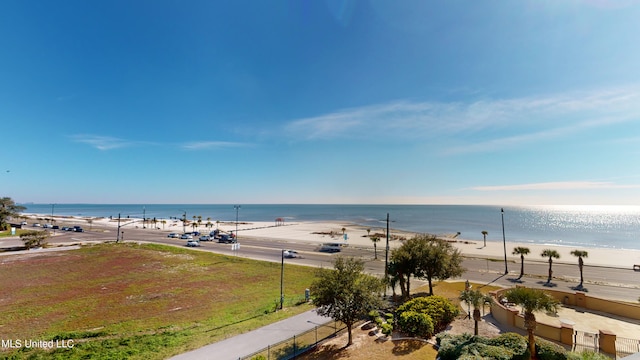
<box><xmin>169</xmin><ymin>310</ymin><xmax>331</xmax><ymax>360</ymax></box>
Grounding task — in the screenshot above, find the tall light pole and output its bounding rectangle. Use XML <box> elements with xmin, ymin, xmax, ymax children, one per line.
<box><xmin>117</xmin><ymin>213</ymin><xmax>121</xmax><ymax>242</ymax></box>
<box><xmin>501</xmin><ymin>208</ymin><xmax>508</xmax><ymax>275</ymax></box>
<box><xmin>182</xmin><ymin>211</ymin><xmax>186</xmax><ymax>233</ymax></box>
<box><xmin>280</xmin><ymin>249</ymin><xmax>285</xmax><ymax>310</ymax></box>
<box><xmin>234</xmin><ymin>205</ymin><xmax>241</xmax><ymax>240</ymax></box>
<box><xmin>51</xmin><ymin>203</ymin><xmax>56</xmax><ymax>234</ymax></box>
<box><xmin>143</xmin><ymin>206</ymin><xmax>146</xmax><ymax>229</ymax></box>
<box><xmin>384</xmin><ymin>212</ymin><xmax>390</xmax><ymax>297</ymax></box>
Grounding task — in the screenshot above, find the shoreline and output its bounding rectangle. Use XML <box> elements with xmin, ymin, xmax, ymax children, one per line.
<box><xmin>17</xmin><ymin>213</ymin><xmax>640</xmax><ymax>269</ymax></box>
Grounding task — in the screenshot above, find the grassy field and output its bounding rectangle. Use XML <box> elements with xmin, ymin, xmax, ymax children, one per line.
<box><xmin>0</xmin><ymin>243</ymin><xmax>317</xmax><ymax>359</ymax></box>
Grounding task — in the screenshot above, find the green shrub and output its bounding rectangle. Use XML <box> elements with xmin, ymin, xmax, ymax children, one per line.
<box><xmin>397</xmin><ymin>310</ymin><xmax>434</xmax><ymax>338</ymax></box>
<box><xmin>397</xmin><ymin>295</ymin><xmax>459</xmax><ymax>332</ymax></box>
<box><xmin>368</xmin><ymin>310</ymin><xmax>378</xmax><ymax>320</ymax></box>
<box><xmin>488</xmin><ymin>332</ymin><xmax>530</xmax><ymax>360</ymax></box>
<box><xmin>436</xmin><ymin>332</ymin><xmax>476</xmax><ymax>360</ymax></box>
<box><xmin>536</xmin><ymin>337</ymin><xmax>568</xmax><ymax>360</ymax></box>
<box><xmin>437</xmin><ymin>332</ymin><xmax>530</xmax><ymax>360</ymax></box>
<box><xmin>374</xmin><ymin>316</ymin><xmax>384</xmax><ymax>327</ymax></box>
<box><xmin>567</xmin><ymin>350</ymin><xmax>611</xmax><ymax>360</ymax></box>
<box><xmin>385</xmin><ymin>312</ymin><xmax>394</xmax><ymax>322</ymax></box>
<box><xmin>380</xmin><ymin>322</ymin><xmax>393</xmax><ymax>336</ymax></box>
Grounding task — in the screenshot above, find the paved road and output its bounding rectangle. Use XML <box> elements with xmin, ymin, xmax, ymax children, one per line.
<box><xmin>169</xmin><ymin>309</ymin><xmax>331</xmax><ymax>360</ymax></box>
<box><xmin>9</xmin><ymin>224</ymin><xmax>640</xmax><ymax>303</ymax></box>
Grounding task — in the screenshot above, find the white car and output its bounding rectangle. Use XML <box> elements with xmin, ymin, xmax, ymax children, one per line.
<box><xmin>180</xmin><ymin>234</ymin><xmax>193</xmax><ymax>240</ymax></box>
<box><xmin>167</xmin><ymin>233</ymin><xmax>180</xmax><ymax>238</ymax></box>
<box><xmin>283</xmin><ymin>250</ymin><xmax>300</xmax><ymax>258</ymax></box>
<box><xmin>199</xmin><ymin>235</ymin><xmax>212</xmax><ymax>241</ymax></box>
<box><xmin>186</xmin><ymin>240</ymin><xmax>200</xmax><ymax>247</ymax></box>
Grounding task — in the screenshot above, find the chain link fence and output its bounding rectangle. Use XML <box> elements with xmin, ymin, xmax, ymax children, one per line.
<box><xmin>239</xmin><ymin>320</ymin><xmax>347</xmax><ymax>360</ymax></box>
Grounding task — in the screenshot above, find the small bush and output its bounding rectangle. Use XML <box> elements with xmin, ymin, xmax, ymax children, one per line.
<box><xmin>536</xmin><ymin>337</ymin><xmax>568</xmax><ymax>360</ymax></box>
<box><xmin>397</xmin><ymin>295</ymin><xmax>459</xmax><ymax>332</ymax></box>
<box><xmin>488</xmin><ymin>332</ymin><xmax>530</xmax><ymax>360</ymax></box>
<box><xmin>397</xmin><ymin>310</ymin><xmax>434</xmax><ymax>338</ymax></box>
<box><xmin>368</xmin><ymin>310</ymin><xmax>378</xmax><ymax>320</ymax></box>
<box><xmin>374</xmin><ymin>316</ymin><xmax>384</xmax><ymax>327</ymax></box>
<box><xmin>380</xmin><ymin>322</ymin><xmax>393</xmax><ymax>336</ymax></box>
<box><xmin>385</xmin><ymin>312</ymin><xmax>394</xmax><ymax>322</ymax></box>
<box><xmin>567</xmin><ymin>350</ymin><xmax>611</xmax><ymax>360</ymax></box>
<box><xmin>437</xmin><ymin>332</ymin><xmax>530</xmax><ymax>360</ymax></box>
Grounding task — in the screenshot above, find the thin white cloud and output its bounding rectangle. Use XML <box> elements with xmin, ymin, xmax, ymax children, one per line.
<box><xmin>284</xmin><ymin>86</ymin><xmax>640</xmax><ymax>151</ymax></box>
<box><xmin>181</xmin><ymin>141</ymin><xmax>248</xmax><ymax>150</ymax></box>
<box><xmin>471</xmin><ymin>181</ymin><xmax>640</xmax><ymax>191</ymax></box>
<box><xmin>70</xmin><ymin>135</ymin><xmax>133</xmax><ymax>150</ymax></box>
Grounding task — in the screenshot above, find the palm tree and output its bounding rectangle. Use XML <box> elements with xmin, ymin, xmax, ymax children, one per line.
<box><xmin>481</xmin><ymin>230</ymin><xmax>488</xmax><ymax>247</ymax></box>
<box><xmin>512</xmin><ymin>247</ymin><xmax>530</xmax><ymax>279</ymax></box>
<box><xmin>570</xmin><ymin>250</ymin><xmax>588</xmax><ymax>288</ymax></box>
<box><xmin>504</xmin><ymin>287</ymin><xmax>559</xmax><ymax>358</ymax></box>
<box><xmin>161</xmin><ymin>220</ymin><xmax>166</xmax><ymax>230</ymax></box>
<box><xmin>541</xmin><ymin>249</ymin><xmax>560</xmax><ymax>284</ymax></box>
<box><xmin>370</xmin><ymin>236</ymin><xmax>380</xmax><ymax>260</ymax></box>
<box><xmin>459</xmin><ymin>289</ymin><xmax>493</xmax><ymax>335</ymax></box>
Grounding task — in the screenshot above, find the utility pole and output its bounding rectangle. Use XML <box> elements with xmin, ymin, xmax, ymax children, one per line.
<box><xmin>234</xmin><ymin>205</ymin><xmax>241</xmax><ymax>240</ymax></box>
<box><xmin>116</xmin><ymin>213</ymin><xmax>121</xmax><ymax>243</ymax></box>
<box><xmin>51</xmin><ymin>203</ymin><xmax>55</xmax><ymax>234</ymax></box>
<box><xmin>280</xmin><ymin>249</ymin><xmax>285</xmax><ymax>310</ymax></box>
<box><xmin>501</xmin><ymin>208</ymin><xmax>508</xmax><ymax>275</ymax></box>
<box><xmin>384</xmin><ymin>212</ymin><xmax>390</xmax><ymax>297</ymax></box>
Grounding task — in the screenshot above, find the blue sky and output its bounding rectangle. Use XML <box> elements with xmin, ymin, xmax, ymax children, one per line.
<box><xmin>2</xmin><ymin>0</ymin><xmax>640</xmax><ymax>205</ymax></box>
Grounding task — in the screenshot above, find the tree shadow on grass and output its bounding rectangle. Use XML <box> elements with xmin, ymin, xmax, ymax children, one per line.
<box><xmin>302</xmin><ymin>343</ymin><xmax>350</xmax><ymax>360</ymax></box>
<box><xmin>391</xmin><ymin>339</ymin><xmax>431</xmax><ymax>356</ymax></box>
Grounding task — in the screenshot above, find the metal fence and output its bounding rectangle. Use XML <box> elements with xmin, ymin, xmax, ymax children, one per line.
<box><xmin>239</xmin><ymin>320</ymin><xmax>347</xmax><ymax>360</ymax></box>
<box><xmin>617</xmin><ymin>336</ymin><xmax>640</xmax><ymax>358</ymax></box>
<box><xmin>573</xmin><ymin>330</ymin><xmax>599</xmax><ymax>353</ymax></box>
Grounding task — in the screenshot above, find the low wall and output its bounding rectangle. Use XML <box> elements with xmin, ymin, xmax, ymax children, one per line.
<box><xmin>536</xmin><ymin>288</ymin><xmax>640</xmax><ymax>320</ymax></box>
<box><xmin>489</xmin><ymin>287</ymin><xmax>640</xmax><ymax>354</ymax></box>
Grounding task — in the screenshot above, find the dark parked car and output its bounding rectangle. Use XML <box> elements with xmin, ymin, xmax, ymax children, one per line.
<box><xmin>73</xmin><ymin>226</ymin><xmax>84</xmax><ymax>232</ymax></box>
<box><xmin>319</xmin><ymin>243</ymin><xmax>341</xmax><ymax>253</ymax></box>
<box><xmin>218</xmin><ymin>234</ymin><xmax>236</xmax><ymax>244</ymax></box>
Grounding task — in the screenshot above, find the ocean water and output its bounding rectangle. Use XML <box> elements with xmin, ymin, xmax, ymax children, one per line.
<box><xmin>20</xmin><ymin>204</ymin><xmax>640</xmax><ymax>250</ymax></box>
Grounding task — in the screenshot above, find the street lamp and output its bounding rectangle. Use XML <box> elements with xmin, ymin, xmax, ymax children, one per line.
<box><xmin>234</xmin><ymin>205</ymin><xmax>241</xmax><ymax>240</ymax></box>
<box><xmin>280</xmin><ymin>249</ymin><xmax>285</xmax><ymax>310</ymax></box>
<box><xmin>384</xmin><ymin>213</ymin><xmax>390</xmax><ymax>297</ymax></box>
<box><xmin>51</xmin><ymin>203</ymin><xmax>55</xmax><ymax>234</ymax></box>
<box><xmin>501</xmin><ymin>208</ymin><xmax>508</xmax><ymax>275</ymax></box>
<box><xmin>143</xmin><ymin>206</ymin><xmax>146</xmax><ymax>229</ymax></box>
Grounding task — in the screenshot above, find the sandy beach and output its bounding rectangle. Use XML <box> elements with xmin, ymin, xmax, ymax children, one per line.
<box><xmin>21</xmin><ymin>213</ymin><xmax>640</xmax><ymax>269</ymax></box>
